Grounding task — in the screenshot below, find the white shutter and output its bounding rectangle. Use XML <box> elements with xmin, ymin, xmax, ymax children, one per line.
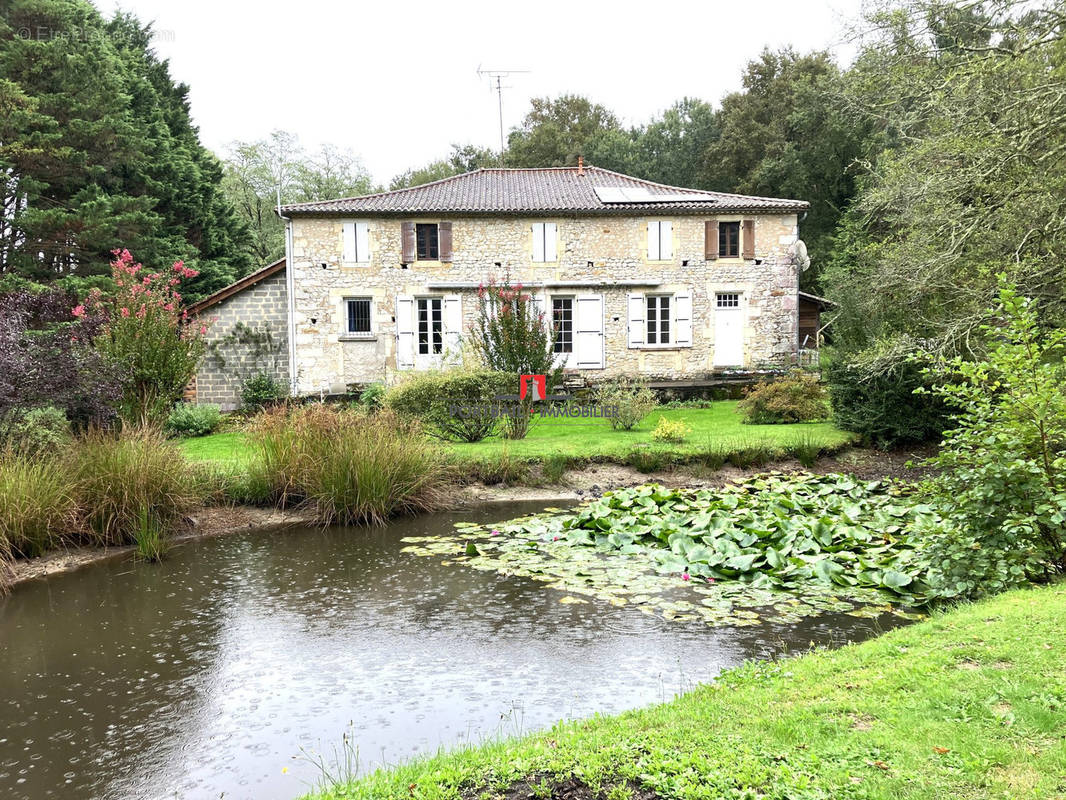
<box><xmin>395</xmin><ymin>295</ymin><xmax>415</xmax><ymax>369</ymax></box>
<box><xmin>674</xmin><ymin>291</ymin><xmax>692</xmax><ymax>347</ymax></box>
<box><xmin>545</xmin><ymin>222</ymin><xmax>558</xmax><ymax>262</ymax></box>
<box><xmin>342</xmin><ymin>222</ymin><xmax>356</xmax><ymax>263</ymax></box>
<box><xmin>659</xmin><ymin>221</ymin><xmax>673</xmax><ymax>259</ymax></box>
<box><xmin>443</xmin><ymin>294</ymin><xmax>462</xmax><ymax>354</ymax></box>
<box><xmin>532</xmin><ymin>223</ymin><xmax>545</xmax><ymax>262</ymax></box>
<box><xmin>627</xmin><ymin>293</ymin><xmax>646</xmax><ymax>348</ymax></box>
<box><xmin>355</xmin><ymin>222</ymin><xmax>370</xmax><ymax>263</ymax></box>
<box><xmin>647</xmin><ymin>221</ymin><xmax>660</xmax><ymax>260</ymax></box>
<box><xmin>574</xmin><ymin>294</ymin><xmax>604</xmax><ymax>369</ymax></box>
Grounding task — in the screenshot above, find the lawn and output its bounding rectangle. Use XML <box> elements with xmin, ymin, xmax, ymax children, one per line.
<box><xmin>305</xmin><ymin>584</ymin><xmax>1066</xmax><ymax>799</ymax></box>
<box><xmin>180</xmin><ymin>402</ymin><xmax>853</xmax><ymax>466</ymax></box>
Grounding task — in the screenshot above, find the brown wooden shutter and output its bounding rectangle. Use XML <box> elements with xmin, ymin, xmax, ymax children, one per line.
<box><xmin>742</xmin><ymin>219</ymin><xmax>756</xmax><ymax>259</ymax></box>
<box><xmin>705</xmin><ymin>220</ymin><xmax>718</xmax><ymax>260</ymax></box>
<box><xmin>401</xmin><ymin>221</ymin><xmax>416</xmax><ymax>262</ymax></box>
<box><xmin>438</xmin><ymin>221</ymin><xmax>453</xmax><ymax>262</ymax></box>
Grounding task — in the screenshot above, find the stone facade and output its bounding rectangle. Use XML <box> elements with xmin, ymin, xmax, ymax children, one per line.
<box><xmin>288</xmin><ymin>213</ymin><xmax>800</xmax><ymax>394</ymax></box>
<box><xmin>194</xmin><ymin>269</ymin><xmax>290</xmax><ymax>409</ymax></box>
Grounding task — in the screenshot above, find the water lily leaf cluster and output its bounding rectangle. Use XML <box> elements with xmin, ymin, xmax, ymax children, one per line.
<box><xmin>563</xmin><ymin>473</ymin><xmax>940</xmax><ymax>604</ymax></box>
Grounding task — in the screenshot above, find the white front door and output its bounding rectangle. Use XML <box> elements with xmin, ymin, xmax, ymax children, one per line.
<box><xmin>714</xmin><ymin>292</ymin><xmax>744</xmax><ymax>367</ymax></box>
<box><xmin>573</xmin><ymin>294</ymin><xmax>605</xmax><ymax>369</ymax></box>
<box><xmin>414</xmin><ymin>296</ymin><xmax>444</xmax><ymax>370</ymax></box>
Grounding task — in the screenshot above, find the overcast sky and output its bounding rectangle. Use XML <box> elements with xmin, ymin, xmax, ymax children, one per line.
<box><xmin>99</xmin><ymin>0</ymin><xmax>865</xmax><ymax>184</ymax></box>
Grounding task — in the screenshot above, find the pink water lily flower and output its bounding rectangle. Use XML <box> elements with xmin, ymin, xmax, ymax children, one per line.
<box><xmin>490</xmin><ymin>529</ymin><xmax>500</xmax><ymax>536</ymax></box>
<box><xmin>681</xmin><ymin>572</ymin><xmax>690</xmax><ymax>581</ymax></box>
<box><xmin>706</xmin><ymin>577</ymin><xmax>716</xmax><ymax>584</ymax></box>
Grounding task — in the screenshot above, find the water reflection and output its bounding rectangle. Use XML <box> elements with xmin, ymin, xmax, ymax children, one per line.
<box><xmin>0</xmin><ymin>503</ymin><xmax>900</xmax><ymax>800</ymax></box>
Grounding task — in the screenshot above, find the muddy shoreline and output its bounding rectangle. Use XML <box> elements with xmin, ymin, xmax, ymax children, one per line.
<box><xmin>2</xmin><ymin>446</ymin><xmax>933</xmax><ymax>589</ymax></box>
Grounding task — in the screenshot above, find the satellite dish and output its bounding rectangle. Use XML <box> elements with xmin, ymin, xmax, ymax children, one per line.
<box><xmin>789</xmin><ymin>239</ymin><xmax>810</xmax><ymax>271</ymax></box>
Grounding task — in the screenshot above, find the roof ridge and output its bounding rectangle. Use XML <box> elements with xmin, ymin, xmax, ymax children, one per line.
<box><xmin>280</xmin><ymin>169</ymin><xmax>484</xmax><ymax>210</ymax></box>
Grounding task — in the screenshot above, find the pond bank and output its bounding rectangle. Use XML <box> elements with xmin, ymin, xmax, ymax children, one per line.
<box><xmin>304</xmin><ymin>583</ymin><xmax>1066</xmax><ymax>800</ymax></box>
<box><xmin>2</xmin><ymin>446</ymin><xmax>934</xmax><ymax>589</ymax></box>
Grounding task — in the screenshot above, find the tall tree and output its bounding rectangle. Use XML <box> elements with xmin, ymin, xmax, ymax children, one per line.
<box><xmin>506</xmin><ymin>95</ymin><xmax>622</xmax><ymax>167</ymax></box>
<box><xmin>221</xmin><ymin>131</ymin><xmax>375</xmax><ymax>265</ymax></box>
<box><xmin>0</xmin><ymin>0</ymin><xmax>251</xmax><ymax>300</ymax></box>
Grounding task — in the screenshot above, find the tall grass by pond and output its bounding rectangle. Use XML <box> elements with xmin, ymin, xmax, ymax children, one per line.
<box><xmin>252</xmin><ymin>406</ymin><xmax>448</xmax><ymax>525</ymax></box>
<box><xmin>0</xmin><ymin>431</ymin><xmax>202</xmax><ymax>577</ymax></box>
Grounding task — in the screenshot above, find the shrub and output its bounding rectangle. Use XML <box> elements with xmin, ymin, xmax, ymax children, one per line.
<box><xmin>825</xmin><ymin>337</ymin><xmax>949</xmax><ymax>448</ymax></box>
<box><xmin>737</xmin><ymin>371</ymin><xmax>829</xmax><ymax>424</ymax></box>
<box><xmin>386</xmin><ymin>370</ymin><xmax>515</xmax><ymax>443</ymax></box>
<box><xmin>165</xmin><ymin>403</ymin><xmax>222</xmax><ymax>438</ymax></box>
<box><xmin>66</xmin><ymin>430</ymin><xmax>201</xmax><ymax>558</ymax></box>
<box><xmin>726</xmin><ymin>441</ymin><xmax>781</xmax><ymax>469</ymax></box>
<box><xmin>358</xmin><ymin>382</ymin><xmax>386</xmax><ymax>411</ymax></box>
<box><xmin>470</xmin><ymin>277</ymin><xmax>562</xmax><ymax>389</ymax></box>
<box><xmin>241</xmin><ymin>372</ymin><xmax>288</xmax><ymax>411</ymax></box>
<box><xmin>252</xmin><ymin>405</ymin><xmax>447</xmax><ymax>524</ymax></box>
<box><xmin>0</xmin><ymin>454</ymin><xmax>78</xmax><ymax>560</ymax></box>
<box><xmin>594</xmin><ymin>379</ymin><xmax>657</xmax><ymax>431</ymax></box>
<box><xmin>625</xmin><ymin>448</ymin><xmax>671</xmax><ymax>473</ymax></box>
<box><xmin>92</xmin><ymin>249</ymin><xmax>207</xmax><ymax>429</ymax></box>
<box><xmin>651</xmin><ymin>416</ymin><xmax>691</xmax><ymax>444</ymax></box>
<box><xmin>921</xmin><ymin>280</ymin><xmax>1066</xmax><ymax>599</ymax></box>
<box><xmin>0</xmin><ymin>406</ymin><xmax>72</xmax><ymax>456</ymax></box>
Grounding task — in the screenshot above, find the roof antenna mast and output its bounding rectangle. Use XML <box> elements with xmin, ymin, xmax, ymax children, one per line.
<box><xmin>476</xmin><ymin>66</ymin><xmax>529</xmax><ymax>163</ymax></box>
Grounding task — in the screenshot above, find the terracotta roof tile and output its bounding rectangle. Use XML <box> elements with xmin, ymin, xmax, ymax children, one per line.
<box><xmin>279</xmin><ymin>166</ymin><xmax>807</xmax><ymax>216</ymax></box>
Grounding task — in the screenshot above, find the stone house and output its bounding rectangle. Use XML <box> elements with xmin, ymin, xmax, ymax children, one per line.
<box><xmin>191</xmin><ymin>163</ymin><xmax>809</xmax><ymax>408</ymax></box>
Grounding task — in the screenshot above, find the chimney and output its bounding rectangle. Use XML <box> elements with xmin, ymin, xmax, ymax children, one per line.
<box><xmin>577</xmin><ymin>155</ymin><xmax>584</xmax><ymax>176</ymax></box>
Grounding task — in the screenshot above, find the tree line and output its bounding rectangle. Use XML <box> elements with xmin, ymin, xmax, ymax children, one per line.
<box><xmin>2</xmin><ymin>0</ymin><xmax>1064</xmax><ymax>366</ymax></box>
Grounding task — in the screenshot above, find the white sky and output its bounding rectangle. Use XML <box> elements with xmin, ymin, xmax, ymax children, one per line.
<box><xmin>100</xmin><ymin>0</ymin><xmax>865</xmax><ymax>184</ymax></box>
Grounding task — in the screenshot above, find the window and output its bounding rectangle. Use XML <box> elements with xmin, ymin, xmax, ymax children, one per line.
<box><xmin>646</xmin><ymin>295</ymin><xmax>671</xmax><ymax>345</ymax></box>
<box><xmin>718</xmin><ymin>221</ymin><xmax>740</xmax><ymax>258</ymax></box>
<box><xmin>532</xmin><ymin>222</ymin><xmax>558</xmax><ymax>262</ymax></box>
<box><xmin>716</xmin><ymin>292</ymin><xmax>740</xmax><ymax>308</ymax></box>
<box><xmin>416</xmin><ymin>223</ymin><xmax>439</xmax><ymax>260</ymax></box>
<box><xmin>551</xmin><ymin>297</ymin><xmax>573</xmax><ymax>353</ymax></box>
<box><xmin>345</xmin><ymin>297</ymin><xmax>372</xmax><ymax>335</ymax></box>
<box><xmin>342</xmin><ymin>221</ymin><xmax>370</xmax><ymax>263</ymax></box>
<box><xmin>417</xmin><ymin>297</ymin><xmax>443</xmax><ymax>355</ymax></box>
<box><xmin>647</xmin><ymin>220</ymin><xmax>673</xmax><ymax>260</ymax></box>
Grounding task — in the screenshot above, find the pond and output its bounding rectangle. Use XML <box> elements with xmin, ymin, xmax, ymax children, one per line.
<box><xmin>0</xmin><ymin>502</ymin><xmax>905</xmax><ymax>800</ymax></box>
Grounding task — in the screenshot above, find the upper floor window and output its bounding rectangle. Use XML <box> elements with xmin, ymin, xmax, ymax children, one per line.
<box><xmin>416</xmin><ymin>224</ymin><xmax>438</xmax><ymax>260</ymax></box>
<box><xmin>342</xmin><ymin>221</ymin><xmax>370</xmax><ymax>263</ymax></box>
<box><xmin>532</xmin><ymin>222</ymin><xmax>558</xmax><ymax>262</ymax></box>
<box><xmin>345</xmin><ymin>297</ymin><xmax>372</xmax><ymax>335</ymax></box>
<box><xmin>646</xmin><ymin>295</ymin><xmax>671</xmax><ymax>345</ymax></box>
<box><xmin>552</xmin><ymin>296</ymin><xmax>573</xmax><ymax>353</ymax></box>
<box><xmin>719</xmin><ymin>221</ymin><xmax>740</xmax><ymax>258</ymax></box>
<box><xmin>647</xmin><ymin>220</ymin><xmax>673</xmax><ymax>260</ymax></box>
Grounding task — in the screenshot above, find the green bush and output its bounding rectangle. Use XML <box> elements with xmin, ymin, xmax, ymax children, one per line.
<box><xmin>651</xmin><ymin>416</ymin><xmax>691</xmax><ymax>444</ymax></box>
<box><xmin>66</xmin><ymin>430</ymin><xmax>201</xmax><ymax>558</ymax></box>
<box><xmin>594</xmin><ymin>379</ymin><xmax>657</xmax><ymax>431</ymax></box>
<box><xmin>358</xmin><ymin>382</ymin><xmax>387</xmax><ymax>411</ymax></box>
<box><xmin>921</xmin><ymin>281</ymin><xmax>1066</xmax><ymax>599</ymax></box>
<box><xmin>0</xmin><ymin>454</ymin><xmax>78</xmax><ymax>560</ymax></box>
<box><xmin>165</xmin><ymin>403</ymin><xmax>222</xmax><ymax>438</ymax></box>
<box><xmin>386</xmin><ymin>370</ymin><xmax>516</xmax><ymax>443</ymax></box>
<box><xmin>0</xmin><ymin>406</ymin><xmax>72</xmax><ymax>456</ymax></box>
<box><xmin>825</xmin><ymin>338</ymin><xmax>949</xmax><ymax>448</ymax></box>
<box><xmin>625</xmin><ymin>448</ymin><xmax>671</xmax><ymax>473</ymax></box>
<box><xmin>240</xmin><ymin>372</ymin><xmax>288</xmax><ymax>411</ymax></box>
<box><xmin>737</xmin><ymin>371</ymin><xmax>829</xmax><ymax>424</ymax></box>
<box><xmin>252</xmin><ymin>405</ymin><xmax>447</xmax><ymax>524</ymax></box>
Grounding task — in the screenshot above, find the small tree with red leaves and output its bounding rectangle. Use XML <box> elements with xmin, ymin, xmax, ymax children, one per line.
<box><xmin>90</xmin><ymin>249</ymin><xmax>208</xmax><ymax>429</ymax></box>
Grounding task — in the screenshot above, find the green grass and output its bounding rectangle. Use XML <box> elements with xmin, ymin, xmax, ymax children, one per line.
<box><xmin>305</xmin><ymin>584</ymin><xmax>1066</xmax><ymax>799</ymax></box>
<box><xmin>180</xmin><ymin>403</ymin><xmax>852</xmax><ymax>470</ymax></box>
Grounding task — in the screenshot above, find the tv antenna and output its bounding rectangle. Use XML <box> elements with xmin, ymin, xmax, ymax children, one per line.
<box><xmin>477</xmin><ymin>66</ymin><xmax>529</xmax><ymax>159</ymax></box>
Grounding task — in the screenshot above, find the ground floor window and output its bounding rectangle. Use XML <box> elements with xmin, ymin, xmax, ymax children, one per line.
<box><xmin>345</xmin><ymin>297</ymin><xmax>372</xmax><ymax>334</ymax></box>
<box><xmin>417</xmin><ymin>297</ymin><xmax>443</xmax><ymax>355</ymax></box>
<box><xmin>646</xmin><ymin>294</ymin><xmax>671</xmax><ymax>345</ymax></box>
<box><xmin>552</xmin><ymin>296</ymin><xmax>573</xmax><ymax>353</ymax></box>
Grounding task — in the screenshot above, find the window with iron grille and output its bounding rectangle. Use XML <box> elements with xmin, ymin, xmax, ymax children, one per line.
<box><xmin>417</xmin><ymin>297</ymin><xmax>443</xmax><ymax>355</ymax></box>
<box><xmin>416</xmin><ymin>223</ymin><xmax>439</xmax><ymax>260</ymax></box>
<box><xmin>646</xmin><ymin>295</ymin><xmax>671</xmax><ymax>345</ymax></box>
<box><xmin>716</xmin><ymin>292</ymin><xmax>740</xmax><ymax>308</ymax></box>
<box><xmin>345</xmin><ymin>297</ymin><xmax>372</xmax><ymax>334</ymax></box>
<box><xmin>552</xmin><ymin>296</ymin><xmax>573</xmax><ymax>353</ymax></box>
<box><xmin>718</xmin><ymin>221</ymin><xmax>740</xmax><ymax>258</ymax></box>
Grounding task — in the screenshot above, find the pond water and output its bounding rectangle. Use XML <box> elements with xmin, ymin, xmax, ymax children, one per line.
<box><xmin>0</xmin><ymin>503</ymin><xmax>904</xmax><ymax>800</ymax></box>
